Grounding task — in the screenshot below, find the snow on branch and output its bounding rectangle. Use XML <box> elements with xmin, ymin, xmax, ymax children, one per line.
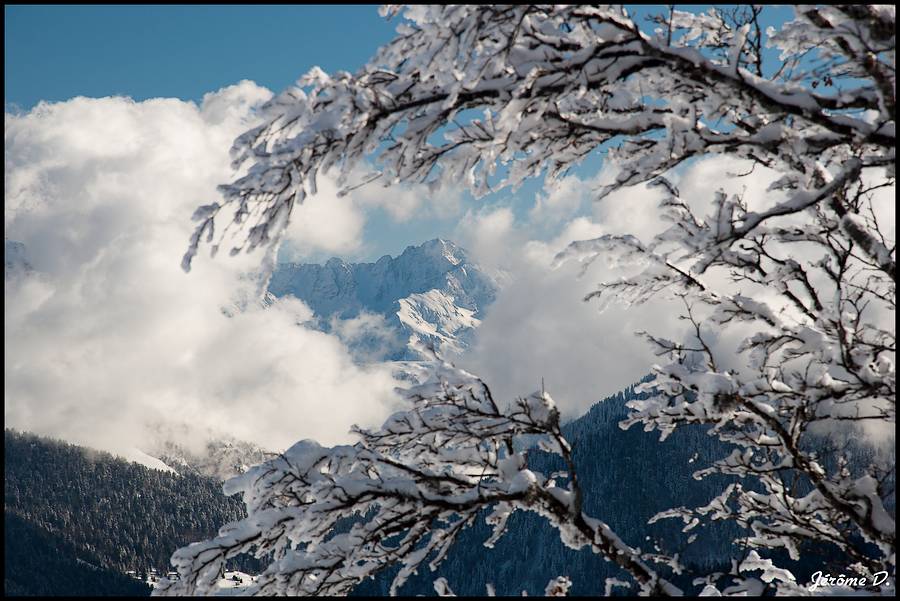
<box><xmin>555</xmin><ymin>169</ymin><xmax>894</xmax><ymax>591</ymax></box>
<box><xmin>157</xmin><ymin>363</ymin><xmax>680</xmax><ymax>596</ymax></box>
<box><xmin>181</xmin><ymin>5</ymin><xmax>894</xmax><ymax>274</ymax></box>
<box><xmin>174</xmin><ymin>4</ymin><xmax>895</xmax><ymax>596</ymax></box>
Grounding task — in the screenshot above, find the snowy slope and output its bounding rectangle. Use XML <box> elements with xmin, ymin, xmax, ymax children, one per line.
<box><xmin>115</xmin><ymin>447</ymin><xmax>178</xmax><ymax>474</ymax></box>
<box><xmin>396</xmin><ymin>289</ymin><xmax>481</xmax><ymax>356</ymax></box>
<box><xmin>269</xmin><ymin>239</ymin><xmax>497</xmax><ymax>360</ymax></box>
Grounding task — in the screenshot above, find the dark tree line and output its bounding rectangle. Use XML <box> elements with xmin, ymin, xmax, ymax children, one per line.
<box><xmin>4</xmin><ymin>429</ymin><xmax>258</xmax><ymax>595</ymax></box>
<box><xmin>5</xmin><ymin>510</ymin><xmax>152</xmax><ymax>597</ymax></box>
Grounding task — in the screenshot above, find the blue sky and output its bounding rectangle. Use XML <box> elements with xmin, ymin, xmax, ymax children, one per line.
<box><xmin>4</xmin><ymin>5</ymin><xmax>397</xmax><ymax>110</ymax></box>
<box><xmin>5</xmin><ymin>5</ymin><xmax>793</xmax><ymax>110</ymax></box>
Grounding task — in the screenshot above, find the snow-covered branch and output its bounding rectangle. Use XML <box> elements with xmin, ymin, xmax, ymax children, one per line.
<box><xmin>557</xmin><ymin>169</ymin><xmax>894</xmax><ymax>590</ymax></box>
<box><xmin>157</xmin><ymin>364</ymin><xmax>679</xmax><ymax>596</ymax></box>
<box><xmin>181</xmin><ymin>5</ymin><xmax>894</xmax><ymax>277</ymax></box>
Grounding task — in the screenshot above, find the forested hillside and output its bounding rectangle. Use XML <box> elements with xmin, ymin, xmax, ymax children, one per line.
<box><xmin>358</xmin><ymin>382</ymin><xmax>743</xmax><ymax>596</ymax></box>
<box><xmin>5</xmin><ymin>510</ymin><xmax>152</xmax><ymax>596</ymax></box>
<box><xmin>4</xmin><ymin>430</ymin><xmax>253</xmax><ymax>595</ymax></box>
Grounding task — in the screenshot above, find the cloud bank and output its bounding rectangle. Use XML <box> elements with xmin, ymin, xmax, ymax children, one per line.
<box><xmin>453</xmin><ymin>176</ymin><xmax>676</xmax><ymax>416</ymax></box>
<box><xmin>4</xmin><ymin>82</ymin><xmax>402</xmax><ymax>454</ymax></box>
<box><xmin>6</xmin><ymin>82</ymin><xmax>892</xmax><ymax>454</ymax></box>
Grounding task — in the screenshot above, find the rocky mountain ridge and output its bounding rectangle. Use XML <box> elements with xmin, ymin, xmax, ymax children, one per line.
<box><xmin>268</xmin><ymin>238</ymin><xmax>498</xmax><ymax>360</ymax></box>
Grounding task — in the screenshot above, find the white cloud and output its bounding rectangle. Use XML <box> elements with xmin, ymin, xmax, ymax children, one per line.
<box><xmin>528</xmin><ymin>174</ymin><xmax>593</xmax><ymax>226</ymax></box>
<box><xmin>277</xmin><ymin>166</ymin><xmax>466</xmax><ymax>263</ymax></box>
<box><xmin>283</xmin><ymin>176</ymin><xmax>367</xmax><ymax>257</ymax></box>
<box><xmin>452</xmin><ymin>180</ymin><xmax>679</xmax><ymax>417</ymax></box>
<box><xmin>351</xmin><ymin>173</ymin><xmax>463</xmax><ymax>222</ymax></box>
<box><xmin>454</xmin><ymin>205</ymin><xmax>519</xmax><ymax>271</ymax></box>
<box><xmin>4</xmin><ymin>82</ymin><xmax>402</xmax><ymax>454</ymax></box>
<box><xmin>456</xmin><ymin>255</ymin><xmax>671</xmax><ymax>417</ymax></box>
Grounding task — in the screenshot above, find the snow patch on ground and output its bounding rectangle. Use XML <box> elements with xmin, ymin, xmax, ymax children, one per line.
<box><xmin>115</xmin><ymin>447</ymin><xmax>178</xmax><ymax>474</ymax></box>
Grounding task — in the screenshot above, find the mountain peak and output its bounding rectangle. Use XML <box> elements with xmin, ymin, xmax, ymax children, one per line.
<box><xmin>422</xmin><ymin>237</ymin><xmax>452</xmax><ymax>248</ymax></box>
<box><xmin>401</xmin><ymin>238</ymin><xmax>464</xmax><ymax>266</ymax></box>
<box><xmin>324</xmin><ymin>256</ymin><xmax>350</xmax><ymax>269</ymax></box>
<box><xmin>267</xmin><ymin>239</ymin><xmax>497</xmax><ymax>360</ymax></box>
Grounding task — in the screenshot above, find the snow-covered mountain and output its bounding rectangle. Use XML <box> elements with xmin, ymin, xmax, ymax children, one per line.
<box><xmin>141</xmin><ymin>423</ymin><xmax>272</xmax><ymax>481</ymax></box>
<box><xmin>152</xmin><ymin>438</ymin><xmax>270</xmax><ymax>481</ymax></box>
<box><xmin>4</xmin><ymin>238</ymin><xmax>496</xmax><ymax>477</ymax></box>
<box><xmin>268</xmin><ymin>239</ymin><xmax>498</xmax><ymax>360</ymax></box>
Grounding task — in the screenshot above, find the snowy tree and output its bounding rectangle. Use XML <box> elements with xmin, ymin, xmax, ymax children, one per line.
<box><xmin>167</xmin><ymin>5</ymin><xmax>894</xmax><ymax>596</ymax></box>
